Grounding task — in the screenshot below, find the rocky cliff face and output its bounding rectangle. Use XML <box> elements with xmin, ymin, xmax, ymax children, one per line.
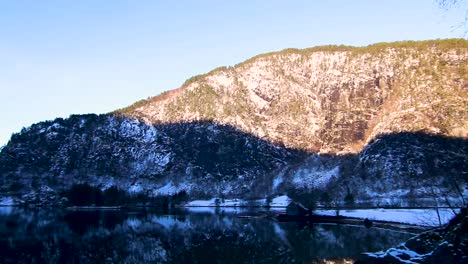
<box><xmin>0</xmin><ymin>39</ymin><xmax>467</xmax><ymax>205</ymax></box>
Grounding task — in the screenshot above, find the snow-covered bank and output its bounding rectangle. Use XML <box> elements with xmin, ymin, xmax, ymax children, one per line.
<box><xmin>317</xmin><ymin>208</ymin><xmax>458</xmax><ymax>227</ymax></box>
<box><xmin>183</xmin><ymin>206</ymin><xmax>249</xmax><ymax>214</ymax></box>
<box><xmin>0</xmin><ymin>197</ymin><xmax>14</xmax><ymax>206</ymax></box>
<box><xmin>357</xmin><ymin>208</ymin><xmax>468</xmax><ymax>264</ymax></box>
<box><xmin>185</xmin><ymin>198</ymin><xmax>246</xmax><ymax>207</ymax></box>
<box><xmin>184</xmin><ymin>196</ymin><xmax>458</xmax><ymax>227</ymax></box>
<box><xmin>184</xmin><ymin>195</ymin><xmax>292</xmax><ymax>207</ymax></box>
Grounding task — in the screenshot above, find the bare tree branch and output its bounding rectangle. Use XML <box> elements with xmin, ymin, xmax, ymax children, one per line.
<box><xmin>438</xmin><ymin>0</ymin><xmax>459</xmax><ymax>9</ymax></box>
<box><xmin>436</xmin><ymin>0</ymin><xmax>468</xmax><ymax>36</ymax></box>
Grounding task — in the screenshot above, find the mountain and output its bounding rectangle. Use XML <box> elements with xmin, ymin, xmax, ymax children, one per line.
<box><xmin>118</xmin><ymin>39</ymin><xmax>468</xmax><ymax>153</ymax></box>
<box><xmin>0</xmin><ymin>39</ymin><xmax>467</xmax><ymax>206</ymax></box>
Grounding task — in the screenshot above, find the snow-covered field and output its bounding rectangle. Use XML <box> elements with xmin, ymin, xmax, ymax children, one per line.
<box><xmin>316</xmin><ymin>208</ymin><xmax>458</xmax><ymax>227</ymax></box>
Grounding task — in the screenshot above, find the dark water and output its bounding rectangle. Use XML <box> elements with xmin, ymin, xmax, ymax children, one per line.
<box><xmin>0</xmin><ymin>207</ymin><xmax>415</xmax><ymax>263</ymax></box>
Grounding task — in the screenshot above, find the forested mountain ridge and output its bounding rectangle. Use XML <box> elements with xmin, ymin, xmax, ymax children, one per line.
<box><xmin>0</xmin><ymin>39</ymin><xmax>467</xmax><ymax>206</ymax></box>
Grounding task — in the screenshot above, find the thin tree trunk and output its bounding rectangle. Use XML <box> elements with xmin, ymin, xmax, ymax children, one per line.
<box><xmin>451</xmin><ymin>179</ymin><xmax>466</xmax><ymax>207</ymax></box>
<box><xmin>443</xmin><ymin>192</ymin><xmax>458</xmax><ymax>215</ymax></box>
<box><xmin>431</xmin><ymin>186</ymin><xmax>442</xmax><ymax>227</ymax></box>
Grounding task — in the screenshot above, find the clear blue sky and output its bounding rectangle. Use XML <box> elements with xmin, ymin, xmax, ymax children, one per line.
<box><xmin>0</xmin><ymin>0</ymin><xmax>466</xmax><ymax>146</ymax></box>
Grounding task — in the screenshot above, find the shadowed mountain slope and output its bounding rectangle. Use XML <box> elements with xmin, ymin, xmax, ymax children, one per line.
<box><xmin>0</xmin><ymin>114</ymin><xmax>466</xmax><ymax>206</ymax></box>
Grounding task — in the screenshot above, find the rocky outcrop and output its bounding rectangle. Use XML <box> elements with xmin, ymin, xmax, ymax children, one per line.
<box><xmin>356</xmin><ymin>207</ymin><xmax>468</xmax><ymax>263</ymax></box>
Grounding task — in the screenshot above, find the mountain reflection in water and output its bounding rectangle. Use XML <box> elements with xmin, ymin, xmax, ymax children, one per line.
<box><xmin>0</xmin><ymin>207</ymin><xmax>415</xmax><ymax>263</ymax></box>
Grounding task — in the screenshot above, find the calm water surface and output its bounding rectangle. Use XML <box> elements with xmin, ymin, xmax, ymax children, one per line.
<box><xmin>0</xmin><ymin>207</ymin><xmax>415</xmax><ymax>263</ymax></box>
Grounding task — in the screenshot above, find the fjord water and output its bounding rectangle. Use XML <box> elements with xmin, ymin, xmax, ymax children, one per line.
<box><xmin>0</xmin><ymin>207</ymin><xmax>414</xmax><ymax>263</ymax></box>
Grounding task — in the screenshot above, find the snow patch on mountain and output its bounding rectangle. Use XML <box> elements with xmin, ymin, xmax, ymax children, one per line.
<box><xmin>292</xmin><ymin>166</ymin><xmax>339</xmax><ymax>189</ymax></box>
<box><xmin>154</xmin><ymin>181</ymin><xmax>190</xmax><ymax>196</ymax></box>
<box><xmin>272</xmin><ymin>168</ymin><xmax>287</xmax><ymax>191</ymax></box>
<box><xmin>270</xmin><ymin>195</ymin><xmax>291</xmax><ymax>207</ymax></box>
